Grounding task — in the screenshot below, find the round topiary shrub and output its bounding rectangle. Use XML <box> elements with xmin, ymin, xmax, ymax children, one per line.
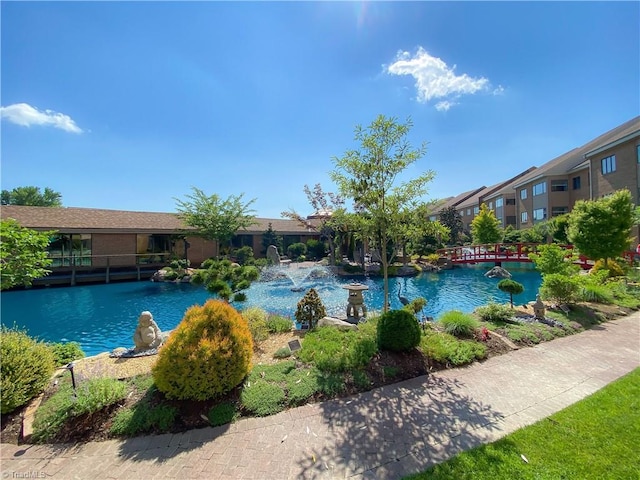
<box><xmin>376</xmin><ymin>309</ymin><xmax>421</xmax><ymax>352</ymax></box>
<box><xmin>152</xmin><ymin>299</ymin><xmax>253</xmax><ymax>401</ymax></box>
<box><xmin>1</xmin><ymin>326</ymin><xmax>55</xmax><ymax>414</ymax></box>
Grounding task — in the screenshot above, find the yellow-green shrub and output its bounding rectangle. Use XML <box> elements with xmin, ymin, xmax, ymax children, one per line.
<box><xmin>152</xmin><ymin>300</ymin><xmax>253</xmax><ymax>401</ymax></box>
<box><xmin>591</xmin><ymin>259</ymin><xmax>625</xmax><ymax>278</ymax></box>
<box><xmin>1</xmin><ymin>326</ymin><xmax>55</xmax><ymax>414</ymax></box>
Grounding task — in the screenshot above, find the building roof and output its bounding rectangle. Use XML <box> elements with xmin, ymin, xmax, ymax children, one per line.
<box><xmin>432</xmin><ymin>187</ymin><xmax>485</xmax><ymax>213</ymax></box>
<box><xmin>457</xmin><ymin>183</ymin><xmax>503</xmax><ymax>209</ymax></box>
<box><xmin>0</xmin><ymin>206</ymin><xmax>318</xmax><ymax>235</ymax></box>
<box><xmin>482</xmin><ymin>166</ymin><xmax>538</xmax><ymax>200</ymax></box>
<box><xmin>513</xmin><ymin>116</ymin><xmax>640</xmax><ymax>189</ymax></box>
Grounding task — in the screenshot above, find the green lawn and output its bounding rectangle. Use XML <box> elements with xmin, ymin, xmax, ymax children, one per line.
<box><xmin>406</xmin><ymin>367</ymin><xmax>640</xmax><ymax>480</ymax></box>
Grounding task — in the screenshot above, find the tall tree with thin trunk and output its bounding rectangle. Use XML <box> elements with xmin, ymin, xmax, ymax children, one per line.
<box><xmin>330</xmin><ymin>115</ymin><xmax>435</xmax><ymax>312</ymax></box>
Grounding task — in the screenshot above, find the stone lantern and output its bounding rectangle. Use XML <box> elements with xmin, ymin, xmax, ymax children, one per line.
<box><xmin>533</xmin><ymin>293</ymin><xmax>546</xmax><ymax>320</ymax></box>
<box><xmin>342</xmin><ymin>283</ymin><xmax>369</xmax><ymax>321</ymax></box>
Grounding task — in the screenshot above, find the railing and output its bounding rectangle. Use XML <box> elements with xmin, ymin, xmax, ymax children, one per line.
<box><xmin>48</xmin><ymin>253</ymin><xmax>172</xmax><ymax>267</ymax></box>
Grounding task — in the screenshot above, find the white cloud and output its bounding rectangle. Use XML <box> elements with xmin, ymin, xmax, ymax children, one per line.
<box><xmin>386</xmin><ymin>47</ymin><xmax>497</xmax><ymax>110</ymax></box>
<box><xmin>0</xmin><ymin>103</ymin><xmax>83</xmax><ymax>133</ymax></box>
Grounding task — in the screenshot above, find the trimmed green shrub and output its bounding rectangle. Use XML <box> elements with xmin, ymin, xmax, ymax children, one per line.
<box><xmin>266</xmin><ymin>315</ymin><xmax>294</xmax><ymax>333</ymax></box>
<box><xmin>47</xmin><ymin>341</ymin><xmax>85</xmax><ymax>367</ymax></box>
<box><xmin>207</xmin><ymin>402</ymin><xmax>239</xmax><ymax>427</ymax></box>
<box><xmin>376</xmin><ymin>309</ymin><xmax>421</xmax><ymax>352</ymax></box>
<box><xmin>295</xmin><ymin>288</ymin><xmax>326</xmax><ymax>329</ymax></box>
<box><xmin>475</xmin><ymin>302</ymin><xmax>514</xmax><ymax>323</ymax></box>
<box><xmin>240</xmin><ymin>379</ymin><xmax>286</xmax><ymax>416</ymax></box>
<box><xmin>242</xmin><ymin>306</ymin><xmax>270</xmax><ymax>342</ymax></box>
<box><xmin>287</xmin><ymin>242</ymin><xmax>307</xmax><ymax>260</ymax></box>
<box><xmin>305</xmin><ymin>239</ymin><xmax>326</xmax><ymax>260</ymax></box>
<box><xmin>540</xmin><ymin>273</ymin><xmax>580</xmax><ymax>305</ymax></box>
<box><xmin>152</xmin><ymin>300</ymin><xmax>253</xmax><ymax>401</ymax></box>
<box><xmin>497</xmin><ymin>279</ymin><xmax>524</xmax><ymax>308</ymax></box>
<box><xmin>439</xmin><ymin>310</ymin><xmax>480</xmax><ymax>338</ymax></box>
<box><xmin>1</xmin><ymin>326</ymin><xmax>55</xmax><ymax>414</ymax></box>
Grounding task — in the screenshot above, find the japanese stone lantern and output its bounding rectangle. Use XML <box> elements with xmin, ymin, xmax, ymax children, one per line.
<box><xmin>342</xmin><ymin>283</ymin><xmax>369</xmax><ymax>321</ymax></box>
<box><xmin>533</xmin><ymin>293</ymin><xmax>546</xmax><ymax>320</ymax></box>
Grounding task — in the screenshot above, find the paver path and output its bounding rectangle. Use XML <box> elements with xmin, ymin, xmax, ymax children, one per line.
<box><xmin>2</xmin><ymin>313</ymin><xmax>638</xmax><ymax>480</ymax></box>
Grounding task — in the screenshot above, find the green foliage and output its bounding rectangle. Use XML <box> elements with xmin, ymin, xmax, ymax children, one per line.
<box><xmin>497</xmin><ymin>279</ymin><xmax>524</xmax><ymax>308</ymax></box>
<box><xmin>152</xmin><ymin>300</ymin><xmax>253</xmax><ymax>401</ymax></box>
<box><xmin>342</xmin><ymin>263</ymin><xmax>364</xmax><ymax>274</ymax></box>
<box><xmin>1</xmin><ymin>326</ymin><xmax>55</xmax><ymax>414</ymax></box>
<box><xmin>232</xmin><ymin>246</ymin><xmax>255</xmax><ymax>266</ymax></box>
<box><xmin>578</xmin><ymin>283</ymin><xmax>615</xmax><ymax>304</ymax></box>
<box><xmin>34</xmin><ymin>377</ymin><xmax>127</xmax><ymax>442</ymax></box>
<box><xmin>207</xmin><ymin>402</ymin><xmax>239</xmax><ymax>427</ymax></box>
<box><xmin>403</xmin><ymin>297</ymin><xmax>427</xmax><ymax>315</ymax></box>
<box><xmin>316</xmin><ymin>371</ymin><xmax>346</xmax><ymax>396</ymax></box>
<box><xmin>294</xmin><ymin>288</ymin><xmax>326</xmax><ymax>329</ymax></box>
<box><xmin>47</xmin><ymin>341</ymin><xmax>85</xmax><ymax>367</ymax></box>
<box><xmin>175</xmin><ymin>187</ymin><xmax>257</xmax><ymax>251</ymax></box>
<box><xmin>261</xmin><ymin>222</ymin><xmax>283</xmax><ymax>256</ymax></box>
<box><xmin>110</xmin><ymin>399</ymin><xmax>177</xmax><ymax>436</ymax></box>
<box><xmin>471</xmin><ymin>203</ymin><xmax>503</xmax><ymax>244</ymax></box>
<box><xmin>266</xmin><ymin>315</ymin><xmax>294</xmax><ymax>333</ymax></box>
<box><xmin>286</xmin><ymin>242</ymin><xmax>307</xmax><ymax>260</ymax></box>
<box><xmin>305</xmin><ymin>239</ymin><xmax>327</xmax><ymax>260</ymax></box>
<box><xmin>439</xmin><ymin>206</ymin><xmax>464</xmax><ymax>245</ymax></box>
<box><xmin>474</xmin><ymin>302</ymin><xmax>514</xmax><ymax>323</ymax></box>
<box><xmin>1</xmin><ymin>219</ymin><xmax>54</xmax><ymax>290</ymax></box>
<box><xmin>376</xmin><ymin>309</ymin><xmax>421</xmax><ymax>352</ymax></box>
<box><xmin>194</xmin><ymin>259</ymin><xmax>259</xmax><ymax>301</ymax></box>
<box><xmin>1</xmin><ymin>186</ymin><xmax>62</xmax><ymax>206</ymax></box>
<box><xmin>273</xmin><ymin>347</ymin><xmax>292</xmax><ymax>359</ymax></box>
<box><xmin>420</xmin><ymin>331</ymin><xmax>486</xmax><ymax>366</ymax></box>
<box><xmin>592</xmin><ymin>259</ymin><xmax>625</xmax><ymax>277</ymax></box>
<box><xmin>240</xmin><ymin>379</ymin><xmax>286</xmax><ymax>416</ymax></box>
<box><xmin>540</xmin><ymin>273</ymin><xmax>580</xmax><ymax>305</ymax></box>
<box><xmin>438</xmin><ymin>310</ymin><xmax>480</xmax><ymax>338</ymax></box>
<box><xmin>285</xmin><ymin>368</ymin><xmax>321</xmax><ymax>404</ymax></box>
<box><xmin>520</xmin><ymin>224</ymin><xmax>546</xmax><ymax>243</ymax></box>
<box><xmin>242</xmin><ymin>306</ymin><xmax>270</xmax><ymax>343</ymax></box>
<box><xmin>568</xmin><ymin>189</ymin><xmax>635</xmax><ymax>264</ymax></box>
<box><xmin>297</xmin><ymin>327</ymin><xmax>377</xmax><ymax>372</ymax></box>
<box><xmin>528</xmin><ymin>243</ymin><xmax>580</xmax><ymax>276</ymax></box>
<box><xmin>502</xmin><ymin>225</ymin><xmax>521</xmax><ymax>243</ymax></box>
<box><xmin>549</xmin><ymin>214</ymin><xmax>571</xmax><ymax>244</ymax></box>
<box><xmin>330</xmin><ymin>115</ymin><xmax>435</xmax><ymax>312</ymax></box>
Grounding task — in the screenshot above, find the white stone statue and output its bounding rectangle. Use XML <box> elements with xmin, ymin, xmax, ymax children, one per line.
<box><xmin>133</xmin><ymin>311</ymin><xmax>163</xmax><ymax>351</ymax></box>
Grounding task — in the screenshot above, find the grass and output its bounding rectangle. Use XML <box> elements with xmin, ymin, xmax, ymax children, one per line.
<box><xmin>405</xmin><ymin>367</ymin><xmax>640</xmax><ymax>480</ymax></box>
<box><xmin>419</xmin><ymin>330</ymin><xmax>487</xmax><ymax>366</ymax></box>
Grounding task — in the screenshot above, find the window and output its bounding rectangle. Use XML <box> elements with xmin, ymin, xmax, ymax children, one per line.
<box><xmin>473</xmin><ymin>206</ymin><xmax>479</xmax><ymax>215</ymax></box>
<box><xmin>488</xmin><ymin>201</ymin><xmax>493</xmax><ymax>210</ymax></box>
<box><xmin>520</xmin><ymin>189</ymin><xmax>527</xmax><ymax>200</ymax></box>
<box><xmin>533</xmin><ymin>208</ymin><xmax>547</xmax><ymax>221</ymax></box>
<box><xmin>551</xmin><ymin>180</ymin><xmax>568</xmax><ymax>192</ymax></box>
<box><xmin>572</xmin><ymin>176</ymin><xmax>581</xmax><ymax>190</ymax></box>
<box><xmin>48</xmin><ymin>234</ymin><xmax>92</xmax><ymax>267</ymax></box>
<box><xmin>506</xmin><ymin>198</ymin><xmax>516</xmax><ymax>206</ymax></box>
<box><xmin>552</xmin><ymin>206</ymin><xmax>569</xmax><ymax>216</ymax></box>
<box><xmin>459</xmin><ymin>210</ymin><xmax>464</xmax><ymax>217</ymax></box>
<box><xmin>601</xmin><ymin>155</ymin><xmax>616</xmax><ymax>174</ymax></box>
<box><xmin>521</xmin><ymin>211</ymin><xmax>528</xmax><ymax>223</ymax></box>
<box><xmin>495</xmin><ymin>198</ymin><xmax>503</xmax><ymax>208</ymax></box>
<box><xmin>533</xmin><ymin>182</ymin><xmax>547</xmax><ymax>196</ymax></box>
<box><xmin>506</xmin><ymin>215</ymin><xmax>517</xmax><ymax>225</ymax></box>
<box><xmin>637</xmin><ymin>145</ymin><xmax>640</xmax><ymax>163</ymax></box>
<box><xmin>467</xmin><ymin>209</ymin><xmax>471</xmax><ymax>216</ymax></box>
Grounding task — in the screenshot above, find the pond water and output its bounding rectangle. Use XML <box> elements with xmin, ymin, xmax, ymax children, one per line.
<box><xmin>0</xmin><ymin>264</ymin><xmax>542</xmax><ymax>357</ymax></box>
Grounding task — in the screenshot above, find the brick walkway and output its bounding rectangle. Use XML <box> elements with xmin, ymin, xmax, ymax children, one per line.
<box><xmin>2</xmin><ymin>313</ymin><xmax>638</xmax><ymax>480</ymax></box>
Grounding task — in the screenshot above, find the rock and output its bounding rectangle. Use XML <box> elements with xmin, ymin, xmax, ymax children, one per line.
<box><xmin>317</xmin><ymin>316</ymin><xmax>358</xmax><ymax>331</ymax></box>
<box><xmin>133</xmin><ymin>311</ymin><xmax>164</xmax><ymax>352</ymax></box>
<box><xmin>485</xmin><ymin>266</ymin><xmax>512</xmax><ymax>278</ymax></box>
<box><xmin>266</xmin><ymin>245</ymin><xmax>281</xmax><ymax>265</ymax></box>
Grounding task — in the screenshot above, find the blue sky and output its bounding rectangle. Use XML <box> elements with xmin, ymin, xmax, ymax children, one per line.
<box><xmin>1</xmin><ymin>1</ymin><xmax>639</xmax><ymax>219</ymax></box>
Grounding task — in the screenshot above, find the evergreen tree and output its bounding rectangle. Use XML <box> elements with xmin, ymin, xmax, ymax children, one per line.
<box><xmin>470</xmin><ymin>203</ymin><xmax>502</xmax><ymax>244</ymax></box>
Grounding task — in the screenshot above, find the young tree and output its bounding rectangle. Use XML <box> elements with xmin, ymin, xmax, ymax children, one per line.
<box><xmin>439</xmin><ymin>206</ymin><xmax>464</xmax><ymax>245</ymax></box>
<box><xmin>497</xmin><ymin>279</ymin><xmax>524</xmax><ymax>308</ymax></box>
<box><xmin>1</xmin><ymin>219</ymin><xmax>54</xmax><ymax>289</ymax></box>
<box><xmin>175</xmin><ymin>188</ymin><xmax>256</xmax><ymax>257</ymax></box>
<box><xmin>567</xmin><ymin>189</ymin><xmax>635</xmax><ymax>267</ymax></box>
<box><xmin>261</xmin><ymin>222</ymin><xmax>283</xmax><ymax>255</ymax></box>
<box><xmin>528</xmin><ymin>243</ymin><xmax>579</xmax><ymax>276</ymax></box>
<box><xmin>1</xmin><ymin>186</ymin><xmax>62</xmax><ymax>206</ymax></box>
<box><xmin>470</xmin><ymin>203</ymin><xmax>502</xmax><ymax>244</ymax></box>
<box><xmin>330</xmin><ymin>115</ymin><xmax>435</xmax><ymax>312</ymax></box>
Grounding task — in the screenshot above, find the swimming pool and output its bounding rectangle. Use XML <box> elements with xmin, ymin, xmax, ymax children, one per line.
<box><xmin>0</xmin><ymin>265</ymin><xmax>542</xmax><ymax>356</ymax></box>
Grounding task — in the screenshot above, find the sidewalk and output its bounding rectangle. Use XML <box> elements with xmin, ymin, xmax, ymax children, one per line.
<box><xmin>2</xmin><ymin>313</ymin><xmax>639</xmax><ymax>480</ymax></box>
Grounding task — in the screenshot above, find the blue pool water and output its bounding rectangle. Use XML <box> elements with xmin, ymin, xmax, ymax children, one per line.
<box><xmin>0</xmin><ymin>265</ymin><xmax>542</xmax><ymax>356</ymax></box>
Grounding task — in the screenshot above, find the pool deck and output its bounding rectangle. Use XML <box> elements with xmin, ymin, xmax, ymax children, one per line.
<box><xmin>2</xmin><ymin>312</ymin><xmax>639</xmax><ymax>479</ymax></box>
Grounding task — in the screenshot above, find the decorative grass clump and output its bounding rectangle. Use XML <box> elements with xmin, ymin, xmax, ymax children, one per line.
<box><xmin>33</xmin><ymin>377</ymin><xmax>127</xmax><ymax>442</ymax></box>
<box><xmin>438</xmin><ymin>310</ymin><xmax>480</xmax><ymax>338</ymax></box>
<box><xmin>297</xmin><ymin>326</ymin><xmax>377</xmax><ymax>372</ymax></box>
<box><xmin>579</xmin><ymin>284</ymin><xmax>615</xmax><ymax>304</ymax></box>
<box><xmin>240</xmin><ymin>380</ymin><xmax>286</xmax><ymax>416</ymax></box>
<box><xmin>1</xmin><ymin>326</ymin><xmax>55</xmax><ymax>414</ymax></box>
<box><xmin>376</xmin><ymin>309</ymin><xmax>421</xmax><ymax>353</ymax></box>
<box><xmin>152</xmin><ymin>299</ymin><xmax>253</xmax><ymax>401</ymax></box>
<box><xmin>475</xmin><ymin>302</ymin><xmax>514</xmax><ymax>323</ymax></box>
<box><xmin>420</xmin><ymin>331</ymin><xmax>486</xmax><ymax>366</ymax></box>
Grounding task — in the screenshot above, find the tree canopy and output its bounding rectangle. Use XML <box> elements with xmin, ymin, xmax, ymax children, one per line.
<box><xmin>330</xmin><ymin>114</ymin><xmax>435</xmax><ymax>311</ymax></box>
<box><xmin>567</xmin><ymin>189</ymin><xmax>635</xmax><ymax>266</ymax></box>
<box><xmin>470</xmin><ymin>203</ymin><xmax>502</xmax><ymax>244</ymax></box>
<box><xmin>439</xmin><ymin>206</ymin><xmax>464</xmax><ymax>245</ymax></box>
<box><xmin>1</xmin><ymin>219</ymin><xmax>54</xmax><ymax>290</ymax></box>
<box><xmin>1</xmin><ymin>186</ymin><xmax>62</xmax><ymax>207</ymax></box>
<box><xmin>175</xmin><ymin>188</ymin><xmax>256</xmax><ymax>254</ymax></box>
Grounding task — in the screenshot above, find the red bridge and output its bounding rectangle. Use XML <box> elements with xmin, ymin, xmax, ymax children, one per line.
<box><xmin>436</xmin><ymin>243</ymin><xmax>604</xmax><ymax>270</ymax></box>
